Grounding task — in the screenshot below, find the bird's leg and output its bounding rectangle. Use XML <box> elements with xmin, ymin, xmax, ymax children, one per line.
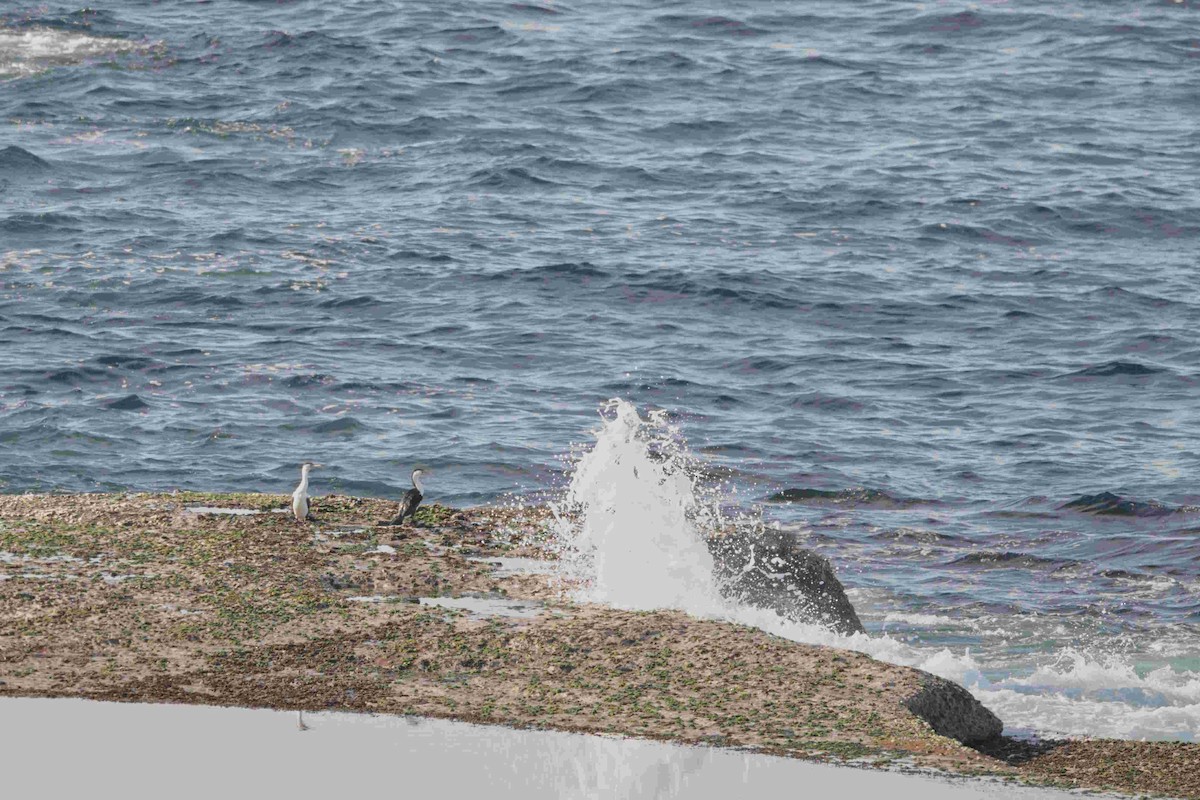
<box><xmin>297</xmin><ymin>710</ymin><xmax>309</xmax><ymax>731</ymax></box>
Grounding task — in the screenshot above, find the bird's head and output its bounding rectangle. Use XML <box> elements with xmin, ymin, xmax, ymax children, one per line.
<box><xmin>302</xmin><ymin>462</ymin><xmax>322</xmax><ymax>473</ymax></box>
<box><xmin>411</xmin><ymin>468</ymin><xmax>427</xmax><ymax>490</ymax></box>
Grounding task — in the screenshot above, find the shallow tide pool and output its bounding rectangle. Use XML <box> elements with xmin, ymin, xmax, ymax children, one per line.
<box><xmin>0</xmin><ymin>698</ymin><xmax>1096</xmax><ymax>800</ymax></box>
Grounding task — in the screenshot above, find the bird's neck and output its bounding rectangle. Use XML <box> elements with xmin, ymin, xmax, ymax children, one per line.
<box><xmin>412</xmin><ymin>473</ymin><xmax>424</xmax><ymax>494</ymax></box>
<box><xmin>297</xmin><ymin>472</ymin><xmax>309</xmax><ymax>492</ymax></box>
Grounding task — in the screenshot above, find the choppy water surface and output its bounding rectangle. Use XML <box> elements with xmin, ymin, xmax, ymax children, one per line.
<box><xmin>2</xmin><ymin>2</ymin><xmax>1198</xmax><ymax>741</ymax></box>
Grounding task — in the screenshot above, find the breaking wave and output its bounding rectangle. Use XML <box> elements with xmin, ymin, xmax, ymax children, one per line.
<box><xmin>548</xmin><ymin>400</ymin><xmax>1200</xmax><ymax>743</ymax></box>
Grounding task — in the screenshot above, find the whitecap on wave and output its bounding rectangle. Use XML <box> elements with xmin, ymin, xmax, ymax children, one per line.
<box><xmin>0</xmin><ymin>26</ymin><xmax>143</xmax><ymax>79</ymax></box>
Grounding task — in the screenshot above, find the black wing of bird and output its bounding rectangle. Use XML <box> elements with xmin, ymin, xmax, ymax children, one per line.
<box><xmin>389</xmin><ymin>487</ymin><xmax>423</xmax><ymax>525</ymax></box>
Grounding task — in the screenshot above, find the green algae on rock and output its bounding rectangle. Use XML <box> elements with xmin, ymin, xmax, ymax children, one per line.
<box><xmin>1</xmin><ymin>492</ymin><xmax>1197</xmax><ymax>800</ymax></box>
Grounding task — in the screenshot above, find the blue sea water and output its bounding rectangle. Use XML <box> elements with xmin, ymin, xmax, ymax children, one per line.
<box><xmin>1</xmin><ymin>1</ymin><xmax>1198</xmax><ymax>741</ymax></box>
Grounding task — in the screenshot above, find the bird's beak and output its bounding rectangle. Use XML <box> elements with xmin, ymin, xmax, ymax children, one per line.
<box><xmin>312</xmin><ymin>463</ymin><xmax>324</xmax><ymax>468</ymax></box>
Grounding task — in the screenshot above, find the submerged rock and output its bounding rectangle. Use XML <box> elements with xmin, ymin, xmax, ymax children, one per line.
<box><xmin>904</xmin><ymin>671</ymin><xmax>1003</xmax><ymax>746</ymax></box>
<box><xmin>706</xmin><ymin>527</ymin><xmax>865</xmax><ymax>636</ymax></box>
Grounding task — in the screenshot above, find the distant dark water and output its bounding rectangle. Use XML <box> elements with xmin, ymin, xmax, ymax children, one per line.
<box><xmin>2</xmin><ymin>1</ymin><xmax>1198</xmax><ymax>739</ymax></box>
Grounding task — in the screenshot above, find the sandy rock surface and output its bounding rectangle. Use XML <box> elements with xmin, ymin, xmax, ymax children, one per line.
<box><xmin>1</xmin><ymin>492</ymin><xmax>1196</xmax><ymax>799</ymax></box>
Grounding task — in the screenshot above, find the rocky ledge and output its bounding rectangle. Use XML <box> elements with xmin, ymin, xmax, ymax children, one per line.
<box><xmin>0</xmin><ymin>492</ymin><xmax>1196</xmax><ymax>799</ymax></box>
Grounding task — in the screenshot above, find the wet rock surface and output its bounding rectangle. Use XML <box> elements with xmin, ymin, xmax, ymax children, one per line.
<box><xmin>0</xmin><ymin>492</ymin><xmax>1196</xmax><ymax>799</ymax></box>
<box><xmin>707</xmin><ymin>527</ymin><xmax>865</xmax><ymax>636</ymax></box>
<box><xmin>903</xmin><ymin>672</ymin><xmax>1003</xmax><ymax>745</ymax></box>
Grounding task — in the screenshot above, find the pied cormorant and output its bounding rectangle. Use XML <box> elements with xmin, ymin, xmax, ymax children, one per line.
<box><xmin>383</xmin><ymin>468</ymin><xmax>425</xmax><ymax>525</ymax></box>
<box><xmin>291</xmin><ymin>462</ymin><xmax>321</xmax><ymax>522</ymax></box>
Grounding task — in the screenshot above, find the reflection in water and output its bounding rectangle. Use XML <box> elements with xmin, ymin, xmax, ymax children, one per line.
<box><xmin>1</xmin><ymin>698</ymin><xmax>1082</xmax><ymax>799</ymax></box>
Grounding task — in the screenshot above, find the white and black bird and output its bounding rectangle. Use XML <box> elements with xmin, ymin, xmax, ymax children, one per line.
<box><xmin>384</xmin><ymin>468</ymin><xmax>425</xmax><ymax>526</ymax></box>
<box><xmin>291</xmin><ymin>462</ymin><xmax>322</xmax><ymax>522</ymax></box>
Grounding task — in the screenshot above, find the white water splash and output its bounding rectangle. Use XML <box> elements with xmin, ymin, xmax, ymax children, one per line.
<box><xmin>550</xmin><ymin>399</ymin><xmax>722</xmax><ymax>613</ymax></box>
<box><xmin>548</xmin><ymin>399</ymin><xmax>1200</xmax><ymax>743</ymax></box>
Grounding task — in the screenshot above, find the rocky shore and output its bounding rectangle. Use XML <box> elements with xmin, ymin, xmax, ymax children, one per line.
<box><xmin>1</xmin><ymin>492</ymin><xmax>1197</xmax><ymax>799</ymax></box>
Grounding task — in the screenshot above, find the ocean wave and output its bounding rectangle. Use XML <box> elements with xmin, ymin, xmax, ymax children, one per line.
<box><xmin>1059</xmin><ymin>491</ymin><xmax>1177</xmax><ymax>517</ymax></box>
<box><xmin>563</xmin><ymin>79</ymin><xmax>655</xmax><ymax>106</ymax></box>
<box><xmin>0</xmin><ymin>25</ymin><xmax>147</xmax><ymax>79</ymax></box>
<box><xmin>950</xmin><ymin>551</ymin><xmax>1070</xmax><ymax>570</ymax></box>
<box><xmin>0</xmin><ymin>212</ymin><xmax>83</xmax><ymax>235</ymax></box>
<box><xmin>766</xmin><ymin>487</ymin><xmax>927</xmax><ymax>509</ymax></box>
<box><xmin>616</xmin><ymin>50</ymin><xmax>699</xmax><ymax>71</ymax></box>
<box><xmin>103</xmin><ymin>394</ymin><xmax>150</xmax><ymax>411</ymax></box>
<box><xmin>1086</xmin><ymin>286</ymin><xmax>1182</xmax><ymax>308</ymax></box>
<box><xmin>282</xmin><ymin>374</ymin><xmax>336</xmax><ymax>389</ymax></box>
<box><xmin>0</xmin><ymin>145</ymin><xmax>50</xmax><ymax>172</ymax></box>
<box><xmin>654</xmin><ymin>14</ymin><xmax>768</xmax><ymax>37</ymax></box>
<box><xmin>1063</xmin><ymin>360</ymin><xmax>1169</xmax><ymax>379</ymax></box>
<box><xmin>880</xmin><ymin>612</ymin><xmax>961</xmax><ymax>627</ymax></box>
<box><xmin>95</xmin><ymin>355</ymin><xmax>158</xmax><ymax>371</ymax></box>
<box><xmin>303</xmin><ymin>417</ymin><xmax>365</xmax><ymax>435</ymax></box>
<box><xmin>466</xmin><ymin>166</ymin><xmax>560</xmax><ymax>190</ymax></box>
<box><xmin>870</xmin><ymin>527</ymin><xmax>962</xmax><ymax>544</ymax></box>
<box><xmin>511</xmin><ymin>261</ymin><xmax>609</xmax><ymax>281</ymax></box>
<box><xmin>1094</xmin><ymin>568</ymin><xmax>1160</xmax><ymax>583</ymax></box>
<box><xmin>317</xmin><ymin>295</ymin><xmax>381</xmax><ymax>309</ymax></box>
<box><xmin>1011</xmin><ymin>650</ymin><xmax>1200</xmax><ymax>709</ymax></box>
<box><xmin>509</xmin><ymin>3</ymin><xmax>562</xmax><ymax>16</ymax></box>
<box><xmin>787</xmin><ymin>391</ymin><xmax>869</xmax><ymax>413</ymax></box>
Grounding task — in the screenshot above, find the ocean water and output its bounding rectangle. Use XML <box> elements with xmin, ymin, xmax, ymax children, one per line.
<box><xmin>1</xmin><ymin>2</ymin><xmax>1198</xmax><ymax>742</ymax></box>
<box><xmin>553</xmin><ymin>400</ymin><xmax>1200</xmax><ymax>743</ymax></box>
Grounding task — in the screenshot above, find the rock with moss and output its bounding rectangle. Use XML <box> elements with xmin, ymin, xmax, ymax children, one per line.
<box><xmin>904</xmin><ymin>672</ymin><xmax>1003</xmax><ymax>746</ymax></box>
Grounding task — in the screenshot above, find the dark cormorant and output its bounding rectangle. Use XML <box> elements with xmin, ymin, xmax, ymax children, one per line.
<box><xmin>382</xmin><ymin>468</ymin><xmax>425</xmax><ymax>526</ymax></box>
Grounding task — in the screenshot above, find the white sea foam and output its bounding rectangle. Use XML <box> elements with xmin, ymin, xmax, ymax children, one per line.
<box><xmin>881</xmin><ymin>611</ymin><xmax>962</xmax><ymax>627</ymax></box>
<box><xmin>549</xmin><ymin>399</ymin><xmax>1200</xmax><ymax>742</ymax></box>
<box><xmin>975</xmin><ymin>688</ymin><xmax>1199</xmax><ymax>742</ymax></box>
<box><xmin>0</xmin><ymin>26</ymin><xmax>142</xmax><ymax>79</ymax></box>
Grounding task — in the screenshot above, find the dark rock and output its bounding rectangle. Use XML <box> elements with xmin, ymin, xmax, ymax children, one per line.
<box><xmin>904</xmin><ymin>672</ymin><xmax>1003</xmax><ymax>745</ymax></box>
<box><xmin>706</xmin><ymin>527</ymin><xmax>865</xmax><ymax>636</ymax></box>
